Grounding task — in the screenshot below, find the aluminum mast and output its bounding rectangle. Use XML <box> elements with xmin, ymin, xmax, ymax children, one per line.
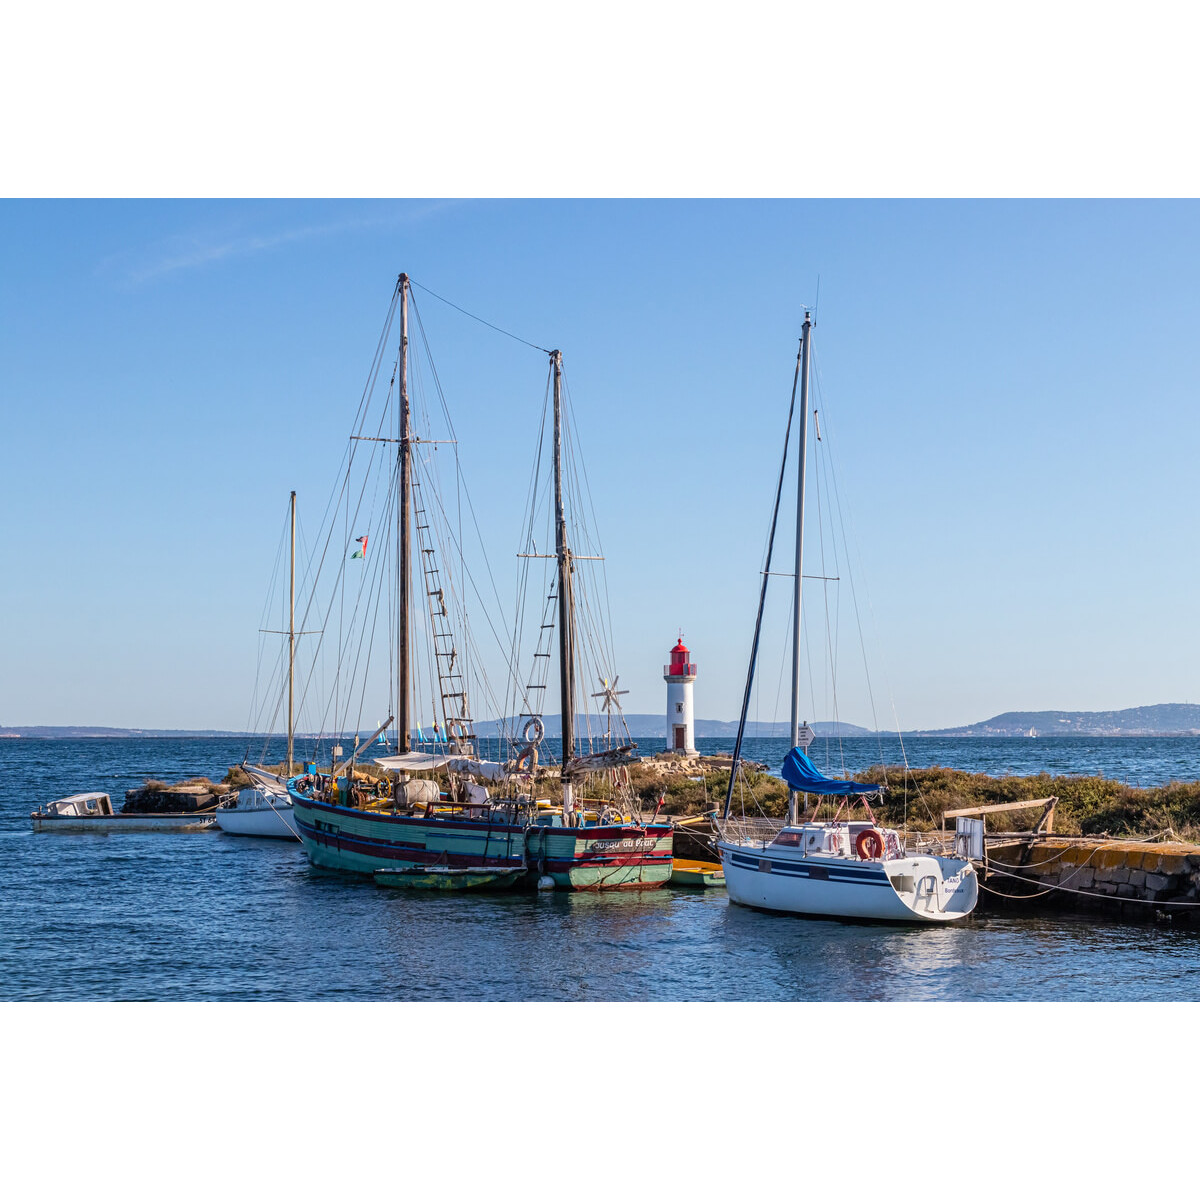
<box><xmin>787</xmin><ymin>312</ymin><xmax>813</xmax><ymax>825</ymax></box>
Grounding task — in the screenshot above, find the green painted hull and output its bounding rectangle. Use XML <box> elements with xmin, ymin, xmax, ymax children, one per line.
<box><xmin>291</xmin><ymin>788</ymin><xmax>527</xmax><ymax>877</ymax></box>
<box><xmin>527</xmin><ymin>824</ymin><xmax>674</xmax><ymax>890</ymax></box>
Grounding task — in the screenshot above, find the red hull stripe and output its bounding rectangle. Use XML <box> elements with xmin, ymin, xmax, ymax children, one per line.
<box><xmin>294</xmin><ymin>818</ymin><xmax>525</xmax><ymax>868</ymax></box>
<box><xmin>291</xmin><ymin>791</ymin><xmax>526</xmax><ymax>834</ymax></box>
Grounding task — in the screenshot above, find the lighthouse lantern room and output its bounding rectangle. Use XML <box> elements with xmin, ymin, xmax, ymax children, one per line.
<box><xmin>663</xmin><ymin>637</ymin><xmax>698</xmax><ymax>756</ymax></box>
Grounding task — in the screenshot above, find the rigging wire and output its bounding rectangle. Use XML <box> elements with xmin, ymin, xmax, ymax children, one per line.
<box><xmin>410</xmin><ymin>278</ymin><xmax>551</xmax><ymax>355</ymax></box>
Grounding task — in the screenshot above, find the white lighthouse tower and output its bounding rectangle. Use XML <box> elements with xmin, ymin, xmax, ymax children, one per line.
<box><xmin>663</xmin><ymin>636</ymin><xmax>698</xmax><ymax>756</ymax></box>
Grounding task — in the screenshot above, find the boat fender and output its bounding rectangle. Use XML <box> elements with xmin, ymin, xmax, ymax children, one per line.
<box><xmin>855</xmin><ymin>829</ymin><xmax>885</xmax><ymax>860</ymax></box>
<box><xmin>537</xmin><ymin>874</ymin><xmax>556</xmax><ymax>891</ymax></box>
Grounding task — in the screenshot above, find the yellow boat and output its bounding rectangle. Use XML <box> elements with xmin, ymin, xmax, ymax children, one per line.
<box><xmin>669</xmin><ymin>858</ymin><xmax>726</xmax><ymax>888</ymax></box>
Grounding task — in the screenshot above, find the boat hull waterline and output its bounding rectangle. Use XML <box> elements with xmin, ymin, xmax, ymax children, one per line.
<box><xmin>31</xmin><ymin>813</ymin><xmax>218</xmax><ymax>833</ymax></box>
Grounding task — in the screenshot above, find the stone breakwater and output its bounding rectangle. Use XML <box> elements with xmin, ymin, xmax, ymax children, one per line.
<box><xmin>985</xmin><ymin>839</ymin><xmax>1200</xmax><ymax>922</ymax></box>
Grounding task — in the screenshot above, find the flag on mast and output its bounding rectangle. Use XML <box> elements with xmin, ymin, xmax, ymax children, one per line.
<box><xmin>351</xmin><ymin>535</ymin><xmax>368</xmax><ymax>560</ymax></box>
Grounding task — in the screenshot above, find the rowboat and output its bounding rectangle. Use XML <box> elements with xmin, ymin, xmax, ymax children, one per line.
<box><xmin>373</xmin><ymin>865</ymin><xmax>527</xmax><ymax>891</ymax></box>
<box><xmin>668</xmin><ymin>858</ymin><xmax>726</xmax><ymax>888</ymax></box>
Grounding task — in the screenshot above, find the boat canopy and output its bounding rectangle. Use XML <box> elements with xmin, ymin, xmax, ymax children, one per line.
<box><xmin>243</xmin><ymin>764</ymin><xmax>290</xmax><ymax>795</ymax></box>
<box><xmin>780</xmin><ymin>748</ymin><xmax>880</xmax><ymax>796</ymax></box>
<box><xmin>374</xmin><ymin>753</ymin><xmax>507</xmax><ymax>782</ymax></box>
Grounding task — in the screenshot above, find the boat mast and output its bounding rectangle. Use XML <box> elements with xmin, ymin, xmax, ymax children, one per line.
<box><xmin>787</xmin><ymin>312</ymin><xmax>813</xmax><ymax>825</ymax></box>
<box><xmin>398</xmin><ymin>274</ymin><xmax>412</xmax><ymax>754</ymax></box>
<box><xmin>288</xmin><ymin>489</ymin><xmax>296</xmax><ymax>773</ymax></box>
<box><xmin>551</xmin><ymin>350</ymin><xmax>575</xmax><ymax>819</ymax></box>
<box><xmin>722</xmin><ymin>331</ymin><xmax>803</xmax><ymax>820</ymax></box>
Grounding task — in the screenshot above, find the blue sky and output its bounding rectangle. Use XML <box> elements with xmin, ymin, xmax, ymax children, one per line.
<box><xmin>3</xmin><ymin>199</ymin><xmax>1199</xmax><ymax>732</ymax></box>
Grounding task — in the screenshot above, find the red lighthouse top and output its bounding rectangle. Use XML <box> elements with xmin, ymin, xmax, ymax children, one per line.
<box><xmin>665</xmin><ymin>637</ymin><xmax>697</xmax><ymax>678</ymax></box>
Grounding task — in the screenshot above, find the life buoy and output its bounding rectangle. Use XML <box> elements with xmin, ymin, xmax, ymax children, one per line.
<box><xmin>512</xmin><ymin>715</ymin><xmax>546</xmax><ymax>769</ymax></box>
<box><xmin>856</xmin><ymin>829</ymin><xmax>886</xmax><ymax>860</ymax></box>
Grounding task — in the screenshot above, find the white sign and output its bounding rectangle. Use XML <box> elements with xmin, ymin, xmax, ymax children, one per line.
<box><xmin>796</xmin><ymin>722</ymin><xmax>816</xmax><ymax>749</ymax></box>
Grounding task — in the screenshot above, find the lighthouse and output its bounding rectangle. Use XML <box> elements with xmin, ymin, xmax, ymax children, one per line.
<box><xmin>663</xmin><ymin>636</ymin><xmax>698</xmax><ymax>756</ymax></box>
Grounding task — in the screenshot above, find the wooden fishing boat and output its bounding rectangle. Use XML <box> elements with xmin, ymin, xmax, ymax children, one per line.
<box><xmin>288</xmin><ymin>275</ymin><xmax>670</xmax><ymax>888</ymax></box>
<box><xmin>668</xmin><ymin>857</ymin><xmax>726</xmax><ymax>887</ymax></box>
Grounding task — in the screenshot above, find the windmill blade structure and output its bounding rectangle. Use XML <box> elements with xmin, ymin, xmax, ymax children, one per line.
<box><xmin>590</xmin><ymin>676</ymin><xmax>629</xmax><ymax>745</ymax></box>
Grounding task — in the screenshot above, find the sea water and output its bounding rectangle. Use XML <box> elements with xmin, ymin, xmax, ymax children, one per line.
<box><xmin>4</xmin><ymin>734</ymin><xmax>1200</xmax><ymax>1001</ymax></box>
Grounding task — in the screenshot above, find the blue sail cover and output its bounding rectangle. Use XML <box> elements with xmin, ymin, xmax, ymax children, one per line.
<box><xmin>781</xmin><ymin>748</ymin><xmax>880</xmax><ymax>796</ymax></box>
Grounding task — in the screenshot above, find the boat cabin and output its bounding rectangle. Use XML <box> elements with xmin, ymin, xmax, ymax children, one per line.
<box><xmin>37</xmin><ymin>792</ymin><xmax>114</xmax><ymax>818</ymax></box>
<box><xmin>771</xmin><ymin>821</ymin><xmax>900</xmax><ymax>860</ymax></box>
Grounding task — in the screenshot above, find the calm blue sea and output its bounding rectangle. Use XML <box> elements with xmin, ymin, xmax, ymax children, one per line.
<box><xmin>4</xmin><ymin>734</ymin><xmax>1200</xmax><ymax>1001</ymax></box>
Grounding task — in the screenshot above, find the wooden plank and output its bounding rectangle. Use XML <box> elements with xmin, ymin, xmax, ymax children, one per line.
<box><xmin>943</xmin><ymin>796</ymin><xmax>1057</xmax><ymax>819</ymax></box>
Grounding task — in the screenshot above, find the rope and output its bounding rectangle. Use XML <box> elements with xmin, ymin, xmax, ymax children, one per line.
<box><xmin>983</xmin><ymin>860</ymin><xmax>1200</xmax><ymax>907</ymax></box>
<box><xmin>409</xmin><ymin>278</ymin><xmax>550</xmax><ymax>354</ymax></box>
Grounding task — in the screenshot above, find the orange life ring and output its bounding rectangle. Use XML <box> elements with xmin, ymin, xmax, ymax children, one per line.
<box><xmin>855</xmin><ymin>829</ymin><xmax>885</xmax><ymax>860</ymax></box>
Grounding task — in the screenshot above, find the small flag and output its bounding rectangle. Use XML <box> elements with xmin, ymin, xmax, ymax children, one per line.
<box><xmin>351</xmin><ymin>535</ymin><xmax>368</xmax><ymax>560</ymax></box>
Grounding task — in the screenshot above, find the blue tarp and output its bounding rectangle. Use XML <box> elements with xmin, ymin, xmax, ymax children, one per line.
<box><xmin>780</xmin><ymin>747</ymin><xmax>880</xmax><ymax>796</ymax></box>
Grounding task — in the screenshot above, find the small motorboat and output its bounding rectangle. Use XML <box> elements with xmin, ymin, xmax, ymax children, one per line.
<box><xmin>373</xmin><ymin>865</ymin><xmax>528</xmax><ymax>891</ymax></box>
<box><xmin>669</xmin><ymin>858</ymin><xmax>726</xmax><ymax>888</ymax></box>
<box><xmin>31</xmin><ymin>792</ymin><xmax>218</xmax><ymax>833</ymax></box>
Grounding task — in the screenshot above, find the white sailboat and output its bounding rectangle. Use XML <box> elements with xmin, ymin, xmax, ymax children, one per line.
<box><xmin>217</xmin><ymin>490</ymin><xmax>300</xmax><ymax>841</ymax></box>
<box><xmin>715</xmin><ymin>313</ymin><xmax>977</xmax><ymax>923</ymax></box>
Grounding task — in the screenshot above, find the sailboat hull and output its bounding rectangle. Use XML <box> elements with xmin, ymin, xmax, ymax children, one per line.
<box><xmin>215</xmin><ymin>805</ymin><xmax>298</xmax><ymax>839</ymax></box>
<box><xmin>527</xmin><ymin>824</ymin><xmax>674</xmax><ymax>890</ymax></box>
<box><xmin>291</xmin><ymin>789</ymin><xmax>528</xmax><ymax>877</ymax></box>
<box><xmin>718</xmin><ymin>842</ymin><xmax>977</xmax><ymax>923</ymax></box>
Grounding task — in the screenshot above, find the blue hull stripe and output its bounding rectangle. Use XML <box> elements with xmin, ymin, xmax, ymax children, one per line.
<box><xmin>727</xmin><ymin>853</ymin><xmax>893</xmax><ymax>887</ymax></box>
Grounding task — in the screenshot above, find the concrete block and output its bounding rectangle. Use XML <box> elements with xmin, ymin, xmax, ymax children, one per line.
<box><xmin>1064</xmin><ymin>866</ymin><xmax>1095</xmax><ymax>889</ymax></box>
<box><xmin>1129</xmin><ymin>869</ymin><xmax>1146</xmax><ymax>887</ymax></box>
<box><xmin>1145</xmin><ymin>873</ymin><xmax>1172</xmax><ymax>892</ymax></box>
<box><xmin>1158</xmin><ymin>854</ymin><xmax>1189</xmax><ymax>876</ymax></box>
<box><xmin>1117</xmin><ymin>884</ymin><xmax>1138</xmax><ymax>898</ymax></box>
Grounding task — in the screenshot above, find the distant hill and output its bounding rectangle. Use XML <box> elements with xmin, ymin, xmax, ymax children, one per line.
<box><xmin>470</xmin><ymin>715</ymin><xmax>873</xmax><ymax>738</ymax></box>
<box><xmin>0</xmin><ymin>726</ymin><xmax>246</xmax><ymax>738</ymax></box>
<box><xmin>912</xmin><ymin>704</ymin><xmax>1200</xmax><ymax>737</ymax></box>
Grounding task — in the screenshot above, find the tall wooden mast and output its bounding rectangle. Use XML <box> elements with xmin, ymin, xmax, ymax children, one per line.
<box><xmin>398</xmin><ymin>274</ymin><xmax>412</xmax><ymax>754</ymax></box>
<box><xmin>287</xmin><ymin>489</ymin><xmax>296</xmax><ymax>773</ymax></box>
<box><xmin>551</xmin><ymin>350</ymin><xmax>575</xmax><ymax>816</ymax></box>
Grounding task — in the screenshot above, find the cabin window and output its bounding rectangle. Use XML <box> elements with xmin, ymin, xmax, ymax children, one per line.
<box><xmin>675</xmin><ymin>702</ymin><xmax>683</xmax><ymax>713</ymax></box>
<box><xmin>772</xmin><ymin>830</ymin><xmax>801</xmax><ymax>847</ymax></box>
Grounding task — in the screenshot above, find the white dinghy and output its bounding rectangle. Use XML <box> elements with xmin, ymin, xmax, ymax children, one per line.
<box><xmin>220</xmin><ymin>490</ymin><xmax>303</xmax><ymax>842</ymax></box>
<box><xmin>214</xmin><ymin>768</ymin><xmax>298</xmax><ymax>839</ymax></box>
<box><xmin>714</xmin><ymin>312</ymin><xmax>977</xmax><ymax>924</ymax></box>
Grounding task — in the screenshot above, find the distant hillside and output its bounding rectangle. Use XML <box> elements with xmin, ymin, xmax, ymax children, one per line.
<box><xmin>471</xmin><ymin>715</ymin><xmax>872</xmax><ymax>738</ymax></box>
<box><xmin>0</xmin><ymin>726</ymin><xmax>247</xmax><ymax>738</ymax></box>
<box><xmin>913</xmin><ymin>704</ymin><xmax>1200</xmax><ymax>738</ymax></box>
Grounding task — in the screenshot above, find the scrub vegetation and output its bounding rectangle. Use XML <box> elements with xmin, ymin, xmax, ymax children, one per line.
<box><xmin>634</xmin><ymin>759</ymin><xmax>1200</xmax><ymax>841</ymax></box>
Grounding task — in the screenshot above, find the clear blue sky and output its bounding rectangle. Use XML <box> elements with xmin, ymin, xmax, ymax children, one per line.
<box><xmin>3</xmin><ymin>199</ymin><xmax>1199</xmax><ymax>731</ymax></box>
